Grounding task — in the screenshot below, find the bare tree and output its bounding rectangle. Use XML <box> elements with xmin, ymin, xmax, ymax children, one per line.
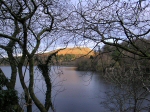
<box><xmin>62</xmin><ymin>0</ymin><xmax>150</xmax><ymax>111</ymax></box>
<box><xmin>64</xmin><ymin>0</ymin><xmax>150</xmax><ymax>58</ymax></box>
<box><xmin>101</xmin><ymin>60</ymin><xmax>150</xmax><ymax>112</ymax></box>
<box><xmin>0</xmin><ymin>0</ymin><xmax>69</xmax><ymax>111</ymax></box>
<box><xmin>64</xmin><ymin>0</ymin><xmax>150</xmax><ymax>84</ymax></box>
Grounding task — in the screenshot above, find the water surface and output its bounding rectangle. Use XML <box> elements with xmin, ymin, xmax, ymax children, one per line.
<box><xmin>1</xmin><ymin>66</ymin><xmax>150</xmax><ymax>112</ymax></box>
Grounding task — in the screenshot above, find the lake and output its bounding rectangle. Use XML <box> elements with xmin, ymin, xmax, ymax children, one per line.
<box><xmin>50</xmin><ymin>66</ymin><xmax>110</xmax><ymax>112</ymax></box>
<box><xmin>1</xmin><ymin>66</ymin><xmax>150</xmax><ymax>112</ymax></box>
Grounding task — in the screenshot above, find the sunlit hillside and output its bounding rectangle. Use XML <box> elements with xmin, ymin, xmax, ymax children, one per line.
<box><xmin>57</xmin><ymin>47</ymin><xmax>95</xmax><ymax>56</ymax></box>
<box><xmin>43</xmin><ymin>47</ymin><xmax>95</xmax><ymax>56</ymax></box>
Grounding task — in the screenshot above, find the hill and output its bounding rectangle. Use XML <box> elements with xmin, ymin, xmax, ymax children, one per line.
<box><xmin>43</xmin><ymin>47</ymin><xmax>95</xmax><ymax>56</ymax></box>
<box><xmin>57</xmin><ymin>47</ymin><xmax>94</xmax><ymax>56</ymax></box>
<box><xmin>0</xmin><ymin>47</ymin><xmax>95</xmax><ymax>66</ymax></box>
<box><xmin>36</xmin><ymin>47</ymin><xmax>95</xmax><ymax>66</ymax></box>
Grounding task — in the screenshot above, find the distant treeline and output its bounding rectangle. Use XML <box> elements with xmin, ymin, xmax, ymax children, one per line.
<box><xmin>0</xmin><ymin>53</ymin><xmax>92</xmax><ymax>66</ymax></box>
<box><xmin>75</xmin><ymin>38</ymin><xmax>150</xmax><ymax>73</ymax></box>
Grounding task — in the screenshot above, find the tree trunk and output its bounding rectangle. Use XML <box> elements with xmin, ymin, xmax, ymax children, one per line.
<box><xmin>28</xmin><ymin>57</ymin><xmax>47</xmax><ymax>112</ymax></box>
<box><xmin>18</xmin><ymin>64</ymin><xmax>32</xmax><ymax>112</ymax></box>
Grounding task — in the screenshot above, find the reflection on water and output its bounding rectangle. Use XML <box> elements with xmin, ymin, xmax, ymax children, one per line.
<box><xmin>52</xmin><ymin>66</ymin><xmax>110</xmax><ymax>112</ymax></box>
<box><xmin>1</xmin><ymin>66</ymin><xmax>110</xmax><ymax>112</ymax></box>
<box><xmin>2</xmin><ymin>66</ymin><xmax>149</xmax><ymax>112</ymax></box>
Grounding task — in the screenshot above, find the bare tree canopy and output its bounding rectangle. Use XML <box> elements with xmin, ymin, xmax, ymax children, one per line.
<box><xmin>63</xmin><ymin>1</ymin><xmax>150</xmax><ymax>111</ymax></box>
<box><xmin>64</xmin><ymin>0</ymin><xmax>150</xmax><ymax>58</ymax></box>
<box><xmin>0</xmin><ymin>0</ymin><xmax>150</xmax><ymax>111</ymax></box>
<box><xmin>0</xmin><ymin>0</ymin><xmax>69</xmax><ymax>111</ymax></box>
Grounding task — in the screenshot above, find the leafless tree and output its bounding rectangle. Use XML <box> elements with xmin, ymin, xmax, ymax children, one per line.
<box><xmin>62</xmin><ymin>0</ymin><xmax>150</xmax><ymax>111</ymax></box>
<box><xmin>64</xmin><ymin>0</ymin><xmax>150</xmax><ymax>58</ymax></box>
<box><xmin>0</xmin><ymin>0</ymin><xmax>69</xmax><ymax>111</ymax></box>
<box><xmin>101</xmin><ymin>60</ymin><xmax>150</xmax><ymax>112</ymax></box>
<box><xmin>64</xmin><ymin>0</ymin><xmax>150</xmax><ymax>86</ymax></box>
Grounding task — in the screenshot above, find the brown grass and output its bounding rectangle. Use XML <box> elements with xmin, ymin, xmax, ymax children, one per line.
<box><xmin>57</xmin><ymin>47</ymin><xmax>94</xmax><ymax>55</ymax></box>
<box><xmin>42</xmin><ymin>47</ymin><xmax>95</xmax><ymax>56</ymax></box>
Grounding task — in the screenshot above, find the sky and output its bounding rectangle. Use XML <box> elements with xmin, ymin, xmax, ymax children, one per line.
<box><xmin>28</xmin><ymin>0</ymin><xmax>150</xmax><ymax>53</ymax></box>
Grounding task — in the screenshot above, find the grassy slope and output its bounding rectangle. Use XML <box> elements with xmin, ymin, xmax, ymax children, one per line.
<box><xmin>43</xmin><ymin>47</ymin><xmax>95</xmax><ymax>56</ymax></box>
<box><xmin>57</xmin><ymin>47</ymin><xmax>94</xmax><ymax>55</ymax></box>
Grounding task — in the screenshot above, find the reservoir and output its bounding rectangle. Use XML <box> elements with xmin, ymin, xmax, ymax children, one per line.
<box><xmin>50</xmin><ymin>66</ymin><xmax>110</xmax><ymax>112</ymax></box>
<box><xmin>1</xmin><ymin>66</ymin><xmax>150</xmax><ymax>112</ymax></box>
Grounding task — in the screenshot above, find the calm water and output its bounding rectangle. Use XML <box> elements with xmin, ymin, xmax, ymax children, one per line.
<box><xmin>50</xmin><ymin>66</ymin><xmax>110</xmax><ymax>112</ymax></box>
<box><xmin>1</xmin><ymin>66</ymin><xmax>150</xmax><ymax>112</ymax></box>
